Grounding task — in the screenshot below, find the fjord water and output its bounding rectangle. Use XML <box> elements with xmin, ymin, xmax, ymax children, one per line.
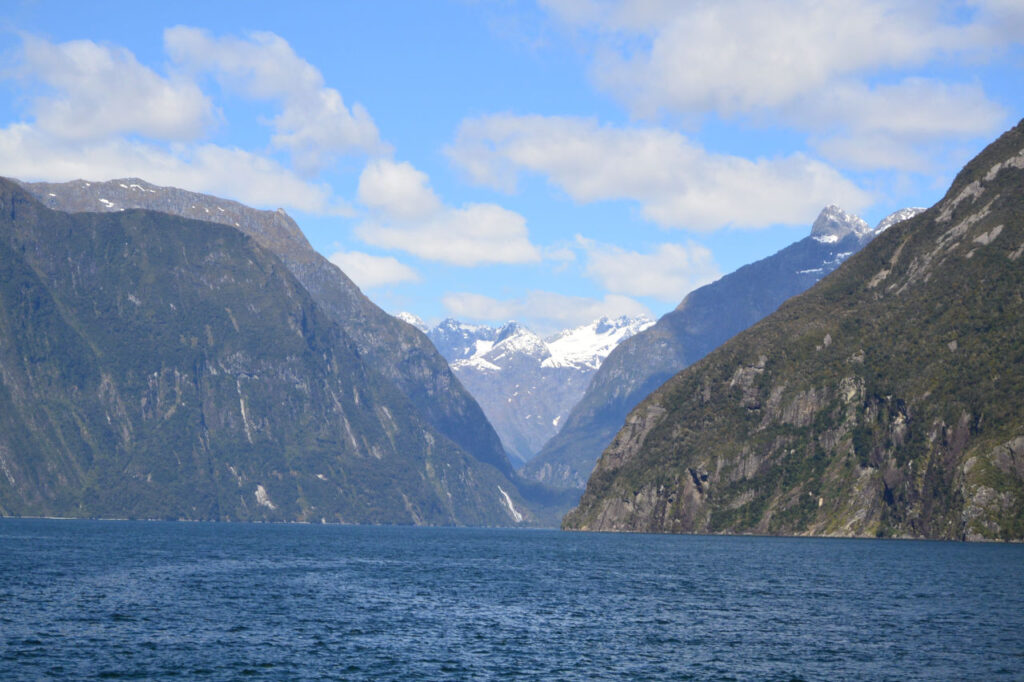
<box><xmin>1</xmin><ymin>521</ymin><xmax>1021</xmax><ymax>680</ymax></box>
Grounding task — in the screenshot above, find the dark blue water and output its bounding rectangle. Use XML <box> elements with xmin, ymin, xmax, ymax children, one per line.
<box><xmin>1</xmin><ymin>520</ymin><xmax>1021</xmax><ymax>680</ymax></box>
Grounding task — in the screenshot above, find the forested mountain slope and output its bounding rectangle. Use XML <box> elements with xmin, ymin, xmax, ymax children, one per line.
<box><xmin>565</xmin><ymin>121</ymin><xmax>1024</xmax><ymax>541</ymax></box>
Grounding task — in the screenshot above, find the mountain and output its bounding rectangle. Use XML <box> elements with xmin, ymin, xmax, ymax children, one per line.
<box><xmin>0</xmin><ymin>179</ymin><xmax>528</xmax><ymax>524</ymax></box>
<box><xmin>564</xmin><ymin>121</ymin><xmax>1024</xmax><ymax>541</ymax></box>
<box><xmin>876</xmin><ymin>207</ymin><xmax>927</xmax><ymax>233</ymax></box>
<box><xmin>426</xmin><ymin>316</ymin><xmax>653</xmax><ymax>466</ymax></box>
<box><xmin>524</xmin><ymin>205</ymin><xmax>891</xmax><ymax>491</ymax></box>
<box><xmin>19</xmin><ymin>177</ymin><xmax>514</xmax><ymax>483</ymax></box>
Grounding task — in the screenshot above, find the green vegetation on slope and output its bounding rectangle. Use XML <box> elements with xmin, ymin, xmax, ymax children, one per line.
<box><xmin>564</xmin><ymin>121</ymin><xmax>1024</xmax><ymax>541</ymax></box>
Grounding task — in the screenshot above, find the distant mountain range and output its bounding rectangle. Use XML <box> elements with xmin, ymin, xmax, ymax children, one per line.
<box><xmin>3</xmin><ymin>177</ymin><xmax>534</xmax><ymax>524</ymax></box>
<box><xmin>523</xmin><ymin>204</ymin><xmax>923</xmax><ymax>491</ymax></box>
<box><xmin>565</xmin><ymin>120</ymin><xmax>1024</xmax><ymax>541</ymax></box>
<box><xmin>405</xmin><ymin>315</ymin><xmax>653</xmax><ymax>466</ymax></box>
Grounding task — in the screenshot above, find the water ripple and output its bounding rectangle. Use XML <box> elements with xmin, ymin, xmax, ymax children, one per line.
<box><xmin>0</xmin><ymin>521</ymin><xmax>1022</xmax><ymax>680</ymax></box>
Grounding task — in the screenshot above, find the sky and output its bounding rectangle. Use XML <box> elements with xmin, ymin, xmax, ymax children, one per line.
<box><xmin>1</xmin><ymin>0</ymin><xmax>1022</xmax><ymax>335</ymax></box>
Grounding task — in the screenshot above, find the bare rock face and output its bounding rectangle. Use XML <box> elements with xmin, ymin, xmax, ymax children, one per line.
<box><xmin>564</xmin><ymin>120</ymin><xmax>1024</xmax><ymax>541</ymax></box>
<box><xmin>0</xmin><ymin>180</ymin><xmax>527</xmax><ymax>524</ymax></box>
<box><xmin>19</xmin><ymin>177</ymin><xmax>513</xmax><ymax>479</ymax></box>
<box><xmin>810</xmin><ymin>205</ymin><xmax>871</xmax><ymax>242</ymax></box>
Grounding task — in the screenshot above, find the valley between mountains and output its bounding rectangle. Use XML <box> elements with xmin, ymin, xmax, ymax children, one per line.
<box><xmin>1</xmin><ymin>120</ymin><xmax>1022</xmax><ymax>540</ymax></box>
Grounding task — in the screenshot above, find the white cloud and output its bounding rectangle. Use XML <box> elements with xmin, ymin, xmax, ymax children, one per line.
<box><xmin>0</xmin><ymin>123</ymin><xmax>343</xmax><ymax>214</ymax></box>
<box><xmin>541</xmin><ymin>1</ymin><xmax>1011</xmax><ymax>171</ymax></box>
<box><xmin>545</xmin><ymin>1</ymin><xmax>979</xmax><ymax>115</ymax></box>
<box><xmin>328</xmin><ymin>251</ymin><xmax>419</xmax><ymax>289</ymax></box>
<box><xmin>17</xmin><ymin>35</ymin><xmax>213</xmax><ymax>142</ymax></box>
<box><xmin>0</xmin><ymin>31</ymin><xmax>365</xmax><ymax>215</ymax></box>
<box><xmin>970</xmin><ymin>0</ymin><xmax>1024</xmax><ymax>39</ymax></box>
<box><xmin>164</xmin><ymin>26</ymin><xmax>385</xmax><ymax>173</ymax></box>
<box><xmin>448</xmin><ymin>114</ymin><xmax>870</xmax><ymax>230</ymax></box>
<box><xmin>354</xmin><ymin>158</ymin><xmax>541</xmax><ymax>266</ymax></box>
<box><xmin>805</xmin><ymin>79</ymin><xmax>1006</xmax><ymax>171</ymax></box>
<box><xmin>577</xmin><ymin>237</ymin><xmax>720</xmax><ymax>301</ymax></box>
<box><xmin>357</xmin><ymin>158</ymin><xmax>441</xmax><ymax>221</ymax></box>
<box><xmin>442</xmin><ymin>290</ymin><xmax>650</xmax><ymax>334</ymax></box>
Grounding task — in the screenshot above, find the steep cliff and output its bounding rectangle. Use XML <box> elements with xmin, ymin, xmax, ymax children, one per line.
<box><xmin>564</xmin><ymin>121</ymin><xmax>1024</xmax><ymax>540</ymax></box>
<box><xmin>0</xmin><ymin>180</ymin><xmax>526</xmax><ymax>524</ymax></box>
<box><xmin>20</xmin><ymin>178</ymin><xmax>512</xmax><ymax>478</ymax></box>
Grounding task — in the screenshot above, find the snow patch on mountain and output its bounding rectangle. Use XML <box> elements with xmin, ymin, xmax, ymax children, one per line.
<box><xmin>424</xmin><ymin>315</ymin><xmax>652</xmax><ymax>464</ymax></box>
<box><xmin>875</xmin><ymin>207</ymin><xmax>927</xmax><ymax>233</ymax></box>
<box><xmin>395</xmin><ymin>311</ymin><xmax>428</xmax><ymax>332</ymax></box>
<box><xmin>811</xmin><ymin>205</ymin><xmax>871</xmax><ymax>243</ymax></box>
<box><xmin>544</xmin><ymin>316</ymin><xmax>655</xmax><ymax>369</ymax></box>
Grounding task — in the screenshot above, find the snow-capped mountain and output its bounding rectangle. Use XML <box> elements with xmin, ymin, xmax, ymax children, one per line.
<box><xmin>421</xmin><ymin>316</ymin><xmax>653</xmax><ymax>466</ymax></box>
<box><xmin>524</xmin><ymin>204</ymin><xmax>890</xmax><ymax>492</ymax></box>
<box><xmin>395</xmin><ymin>311</ymin><xmax>429</xmax><ymax>332</ymax></box>
<box><xmin>810</xmin><ymin>204</ymin><xmax>872</xmax><ymax>243</ymax></box>
<box><xmin>544</xmin><ymin>316</ymin><xmax>655</xmax><ymax>370</ymax></box>
<box><xmin>875</xmin><ymin>207</ymin><xmax>926</xmax><ymax>233</ymax></box>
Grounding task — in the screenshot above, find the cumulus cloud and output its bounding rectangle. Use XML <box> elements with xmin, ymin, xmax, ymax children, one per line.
<box><xmin>576</xmin><ymin>0</ymin><xmax>970</xmax><ymax>115</ymax></box>
<box><xmin>0</xmin><ymin>31</ymin><xmax>369</xmax><ymax>215</ymax></box>
<box><xmin>577</xmin><ymin>237</ymin><xmax>720</xmax><ymax>301</ymax></box>
<box><xmin>804</xmin><ymin>79</ymin><xmax>1007</xmax><ymax>171</ymax></box>
<box><xmin>442</xmin><ymin>290</ymin><xmax>651</xmax><ymax>334</ymax></box>
<box><xmin>328</xmin><ymin>251</ymin><xmax>419</xmax><ymax>289</ymax></box>
<box><xmin>358</xmin><ymin>159</ymin><xmax>441</xmax><ymax>220</ymax></box>
<box><xmin>16</xmin><ymin>35</ymin><xmax>213</xmax><ymax>141</ymax></box>
<box><xmin>541</xmin><ymin>1</ymin><xmax>1010</xmax><ymax>171</ymax></box>
<box><xmin>354</xmin><ymin>158</ymin><xmax>541</xmax><ymax>266</ymax></box>
<box><xmin>448</xmin><ymin>114</ymin><xmax>870</xmax><ymax>229</ymax></box>
<box><xmin>165</xmin><ymin>26</ymin><xmax>385</xmax><ymax>173</ymax></box>
<box><xmin>0</xmin><ymin>123</ymin><xmax>343</xmax><ymax>214</ymax></box>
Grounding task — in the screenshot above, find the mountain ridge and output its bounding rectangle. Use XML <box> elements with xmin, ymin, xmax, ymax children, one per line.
<box><xmin>524</xmin><ymin>205</ymin><xmax>887</xmax><ymax>491</ymax></box>
<box><xmin>425</xmin><ymin>316</ymin><xmax>652</xmax><ymax>466</ymax></box>
<box><xmin>0</xmin><ymin>178</ymin><xmax>526</xmax><ymax>524</ymax></box>
<box><xmin>563</xmin><ymin>120</ymin><xmax>1024</xmax><ymax>540</ymax></box>
<box><xmin>19</xmin><ymin>177</ymin><xmax>515</xmax><ymax>481</ymax></box>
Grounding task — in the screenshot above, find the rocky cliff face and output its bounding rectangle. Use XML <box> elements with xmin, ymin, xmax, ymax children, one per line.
<box><xmin>0</xmin><ymin>180</ymin><xmax>527</xmax><ymax>525</ymax></box>
<box><xmin>426</xmin><ymin>317</ymin><xmax>652</xmax><ymax>466</ymax></box>
<box><xmin>525</xmin><ymin>205</ymin><xmax>883</xmax><ymax>491</ymax></box>
<box><xmin>564</xmin><ymin>121</ymin><xmax>1024</xmax><ymax>540</ymax></box>
<box><xmin>19</xmin><ymin>178</ymin><xmax>513</xmax><ymax>479</ymax></box>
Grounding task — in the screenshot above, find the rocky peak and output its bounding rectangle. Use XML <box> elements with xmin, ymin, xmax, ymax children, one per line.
<box><xmin>810</xmin><ymin>205</ymin><xmax>871</xmax><ymax>243</ymax></box>
<box><xmin>395</xmin><ymin>312</ymin><xmax>428</xmax><ymax>332</ymax></box>
<box><xmin>492</xmin><ymin>323</ymin><xmax>547</xmax><ymax>359</ymax></box>
<box><xmin>874</xmin><ymin>207</ymin><xmax>927</xmax><ymax>233</ymax></box>
<box><xmin>426</xmin><ymin>318</ymin><xmax>498</xmax><ymax>363</ymax></box>
<box><xmin>495</xmin><ymin>321</ymin><xmax>530</xmax><ymax>345</ymax></box>
<box><xmin>544</xmin><ymin>315</ymin><xmax>655</xmax><ymax>370</ymax></box>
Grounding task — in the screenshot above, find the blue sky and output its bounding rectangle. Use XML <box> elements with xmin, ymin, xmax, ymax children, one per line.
<box><xmin>2</xmin><ymin>1</ymin><xmax>1022</xmax><ymax>334</ymax></box>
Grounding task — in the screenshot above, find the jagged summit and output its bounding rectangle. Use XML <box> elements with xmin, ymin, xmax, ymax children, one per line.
<box><xmin>395</xmin><ymin>311</ymin><xmax>428</xmax><ymax>332</ymax></box>
<box><xmin>426</xmin><ymin>315</ymin><xmax>652</xmax><ymax>465</ymax></box>
<box><xmin>544</xmin><ymin>315</ymin><xmax>655</xmax><ymax>370</ymax></box>
<box><xmin>810</xmin><ymin>205</ymin><xmax>871</xmax><ymax>243</ymax></box>
<box><xmin>874</xmin><ymin>207</ymin><xmax>926</xmax><ymax>233</ymax></box>
<box><xmin>495</xmin><ymin>321</ymin><xmax>533</xmax><ymax>346</ymax></box>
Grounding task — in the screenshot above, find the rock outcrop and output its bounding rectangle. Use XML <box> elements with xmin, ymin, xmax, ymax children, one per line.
<box><xmin>564</xmin><ymin>121</ymin><xmax>1024</xmax><ymax>540</ymax></box>
<box><xmin>0</xmin><ymin>180</ymin><xmax>527</xmax><ymax>524</ymax></box>
<box><xmin>20</xmin><ymin>178</ymin><xmax>513</xmax><ymax>478</ymax></box>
